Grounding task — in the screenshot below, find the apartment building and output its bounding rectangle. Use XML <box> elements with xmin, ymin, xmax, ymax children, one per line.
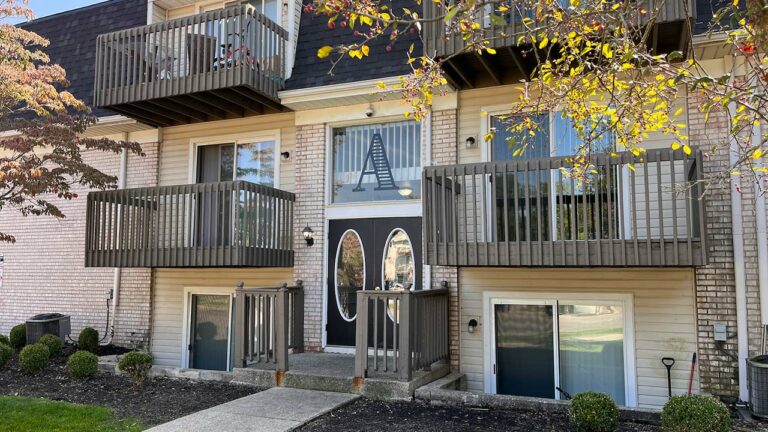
<box><xmin>0</xmin><ymin>0</ymin><xmax>764</xmax><ymax>408</ymax></box>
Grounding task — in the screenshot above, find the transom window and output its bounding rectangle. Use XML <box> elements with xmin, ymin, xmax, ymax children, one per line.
<box><xmin>331</xmin><ymin>121</ymin><xmax>422</xmax><ymax>204</ymax></box>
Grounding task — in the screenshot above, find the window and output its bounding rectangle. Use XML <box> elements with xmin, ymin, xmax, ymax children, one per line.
<box><xmin>490</xmin><ymin>296</ymin><xmax>632</xmax><ymax>405</ymax></box>
<box><xmin>332</xmin><ymin>121</ymin><xmax>422</xmax><ymax>204</ymax></box>
<box><xmin>197</xmin><ymin>139</ymin><xmax>276</xmax><ymax>187</ymax></box>
<box><xmin>335</xmin><ymin>230</ymin><xmax>365</xmax><ymax>321</ymax></box>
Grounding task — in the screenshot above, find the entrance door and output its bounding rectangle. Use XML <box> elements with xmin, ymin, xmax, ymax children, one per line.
<box><xmin>189</xmin><ymin>294</ymin><xmax>231</xmax><ymax>371</ymax></box>
<box><xmin>326</xmin><ymin>217</ymin><xmax>421</xmax><ymax>347</ymax></box>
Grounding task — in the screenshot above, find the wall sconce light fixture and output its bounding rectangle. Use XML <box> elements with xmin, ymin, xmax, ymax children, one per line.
<box><xmin>280</xmin><ymin>151</ymin><xmax>291</xmax><ymax>161</ymax></box>
<box><xmin>302</xmin><ymin>226</ymin><xmax>315</xmax><ymax>247</ymax></box>
<box><xmin>468</xmin><ymin>318</ymin><xmax>479</xmax><ymax>333</ymax></box>
<box><xmin>465</xmin><ymin>137</ymin><xmax>476</xmax><ymax>148</ymax></box>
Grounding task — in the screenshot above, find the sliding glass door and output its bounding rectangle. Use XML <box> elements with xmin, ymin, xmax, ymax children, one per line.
<box><xmin>491</xmin><ymin>297</ymin><xmax>630</xmax><ymax>405</ymax></box>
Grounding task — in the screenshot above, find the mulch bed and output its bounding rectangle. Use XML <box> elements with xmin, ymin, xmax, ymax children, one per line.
<box><xmin>0</xmin><ymin>347</ymin><xmax>262</xmax><ymax>427</ymax></box>
<box><xmin>296</xmin><ymin>398</ymin><xmax>768</xmax><ymax>432</ymax></box>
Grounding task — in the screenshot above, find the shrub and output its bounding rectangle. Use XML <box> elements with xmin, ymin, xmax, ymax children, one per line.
<box><xmin>661</xmin><ymin>395</ymin><xmax>731</xmax><ymax>432</ymax></box>
<box><xmin>118</xmin><ymin>351</ymin><xmax>153</xmax><ymax>390</ymax></box>
<box><xmin>569</xmin><ymin>391</ymin><xmax>619</xmax><ymax>432</ymax></box>
<box><xmin>78</xmin><ymin>327</ymin><xmax>99</xmax><ymax>354</ymax></box>
<box><xmin>67</xmin><ymin>350</ymin><xmax>99</xmax><ymax>379</ymax></box>
<box><xmin>0</xmin><ymin>343</ymin><xmax>12</xmax><ymax>368</ymax></box>
<box><xmin>0</xmin><ymin>334</ymin><xmax>9</xmax><ymax>346</ymax></box>
<box><xmin>9</xmin><ymin>324</ymin><xmax>26</xmax><ymax>349</ymax></box>
<box><xmin>19</xmin><ymin>343</ymin><xmax>50</xmax><ymax>373</ymax></box>
<box><xmin>38</xmin><ymin>334</ymin><xmax>63</xmax><ymax>357</ymax></box>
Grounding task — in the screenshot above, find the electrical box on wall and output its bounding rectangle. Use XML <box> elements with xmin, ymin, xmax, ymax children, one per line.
<box><xmin>713</xmin><ymin>322</ymin><xmax>727</xmax><ymax>342</ymax></box>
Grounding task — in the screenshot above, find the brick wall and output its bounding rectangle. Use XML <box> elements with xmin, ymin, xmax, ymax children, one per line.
<box><xmin>429</xmin><ymin>109</ymin><xmax>461</xmax><ymax>370</ymax></box>
<box><xmin>293</xmin><ymin>124</ymin><xmax>326</xmax><ymax>350</ymax></box>
<box><xmin>0</xmin><ymin>142</ymin><xmax>158</xmax><ymax>348</ymax></box>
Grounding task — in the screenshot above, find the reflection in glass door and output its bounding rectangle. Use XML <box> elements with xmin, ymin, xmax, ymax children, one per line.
<box><xmin>491</xmin><ymin>298</ymin><xmax>628</xmax><ymax>404</ymax></box>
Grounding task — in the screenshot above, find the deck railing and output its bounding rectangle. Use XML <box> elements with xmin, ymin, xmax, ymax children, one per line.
<box><xmin>423</xmin><ymin>0</ymin><xmax>695</xmax><ymax>58</ymax></box>
<box><xmin>85</xmin><ymin>181</ymin><xmax>295</xmax><ymax>267</ymax></box>
<box><xmin>423</xmin><ymin>148</ymin><xmax>707</xmax><ymax>267</ymax></box>
<box><xmin>234</xmin><ymin>282</ymin><xmax>304</xmax><ymax>371</ymax></box>
<box><xmin>354</xmin><ymin>288</ymin><xmax>449</xmax><ymax>381</ymax></box>
<box><xmin>94</xmin><ymin>4</ymin><xmax>287</xmax><ymax>109</ymax></box>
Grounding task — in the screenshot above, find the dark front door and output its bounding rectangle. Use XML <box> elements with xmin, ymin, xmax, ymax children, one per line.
<box><xmin>190</xmin><ymin>294</ymin><xmax>231</xmax><ymax>371</ymax></box>
<box><xmin>326</xmin><ymin>217</ymin><xmax>422</xmax><ymax>347</ymax></box>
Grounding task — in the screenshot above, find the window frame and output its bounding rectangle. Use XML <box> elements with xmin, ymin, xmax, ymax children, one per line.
<box><xmin>482</xmin><ymin>291</ymin><xmax>637</xmax><ymax>406</ymax></box>
<box><xmin>188</xmin><ymin>130</ymin><xmax>281</xmax><ymax>188</ymax></box>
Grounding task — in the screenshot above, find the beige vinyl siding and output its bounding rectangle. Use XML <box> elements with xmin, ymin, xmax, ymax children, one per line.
<box><xmin>150</xmin><ymin>267</ymin><xmax>292</xmax><ymax>367</ymax></box>
<box><xmin>158</xmin><ymin>113</ymin><xmax>296</xmax><ymax>191</ymax></box>
<box><xmin>459</xmin><ymin>267</ymin><xmax>700</xmax><ymax>408</ymax></box>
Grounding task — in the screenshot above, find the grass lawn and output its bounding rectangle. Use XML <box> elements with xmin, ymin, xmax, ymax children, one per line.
<box><xmin>0</xmin><ymin>396</ymin><xmax>143</xmax><ymax>432</ymax></box>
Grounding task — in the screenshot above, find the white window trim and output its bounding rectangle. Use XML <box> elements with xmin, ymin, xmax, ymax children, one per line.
<box><xmin>181</xmin><ymin>287</ymin><xmax>235</xmax><ymax>371</ymax></box>
<box><xmin>482</xmin><ymin>291</ymin><xmax>638</xmax><ymax>407</ymax></box>
<box><xmin>187</xmin><ymin>129</ymin><xmax>281</xmax><ymax>187</ymax></box>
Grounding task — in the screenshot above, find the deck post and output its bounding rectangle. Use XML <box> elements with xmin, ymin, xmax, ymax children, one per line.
<box><xmin>293</xmin><ymin>280</ymin><xmax>305</xmax><ymax>353</ymax></box>
<box><xmin>354</xmin><ymin>291</ymin><xmax>369</xmax><ymax>378</ymax></box>
<box><xmin>398</xmin><ymin>292</ymin><xmax>412</xmax><ymax>381</ymax></box>
<box><xmin>275</xmin><ymin>283</ymin><xmax>290</xmax><ymax>372</ymax></box>
<box><xmin>234</xmin><ymin>281</ymin><xmax>246</xmax><ymax>368</ymax></box>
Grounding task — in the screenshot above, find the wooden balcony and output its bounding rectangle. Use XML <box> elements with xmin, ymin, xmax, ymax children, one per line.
<box><xmin>85</xmin><ymin>181</ymin><xmax>294</xmax><ymax>268</ymax></box>
<box><xmin>94</xmin><ymin>5</ymin><xmax>288</xmax><ymax>127</ymax></box>
<box><xmin>423</xmin><ymin>148</ymin><xmax>707</xmax><ymax>267</ymax></box>
<box><xmin>423</xmin><ymin>0</ymin><xmax>696</xmax><ymax>89</ymax></box>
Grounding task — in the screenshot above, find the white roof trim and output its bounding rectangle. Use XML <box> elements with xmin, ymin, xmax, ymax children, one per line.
<box><xmin>279</xmin><ymin>77</ymin><xmax>402</xmax><ymax>104</ymax></box>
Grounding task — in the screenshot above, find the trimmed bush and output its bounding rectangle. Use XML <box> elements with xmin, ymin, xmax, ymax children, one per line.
<box><xmin>569</xmin><ymin>391</ymin><xmax>619</xmax><ymax>432</ymax></box>
<box><xmin>0</xmin><ymin>343</ymin><xmax>12</xmax><ymax>368</ymax></box>
<box><xmin>38</xmin><ymin>334</ymin><xmax>63</xmax><ymax>357</ymax></box>
<box><xmin>0</xmin><ymin>334</ymin><xmax>9</xmax><ymax>346</ymax></box>
<box><xmin>19</xmin><ymin>343</ymin><xmax>50</xmax><ymax>373</ymax></box>
<box><xmin>78</xmin><ymin>327</ymin><xmax>99</xmax><ymax>354</ymax></box>
<box><xmin>118</xmin><ymin>351</ymin><xmax>153</xmax><ymax>390</ymax></box>
<box><xmin>67</xmin><ymin>350</ymin><xmax>99</xmax><ymax>379</ymax></box>
<box><xmin>661</xmin><ymin>395</ymin><xmax>731</xmax><ymax>432</ymax></box>
<box><xmin>9</xmin><ymin>324</ymin><xmax>26</xmax><ymax>349</ymax></box>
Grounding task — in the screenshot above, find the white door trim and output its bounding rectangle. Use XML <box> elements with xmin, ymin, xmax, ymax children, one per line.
<box><xmin>181</xmin><ymin>287</ymin><xmax>235</xmax><ymax>371</ymax></box>
<box><xmin>482</xmin><ymin>291</ymin><xmax>637</xmax><ymax>407</ymax></box>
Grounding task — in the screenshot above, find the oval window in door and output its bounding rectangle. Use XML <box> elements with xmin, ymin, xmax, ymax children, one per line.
<box><xmin>382</xmin><ymin>229</ymin><xmax>415</xmax><ymax>321</ymax></box>
<box><xmin>335</xmin><ymin>230</ymin><xmax>365</xmax><ymax>322</ymax></box>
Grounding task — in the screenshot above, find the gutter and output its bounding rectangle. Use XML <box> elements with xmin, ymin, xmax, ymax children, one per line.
<box><xmin>727</xmin><ymin>69</ymin><xmax>750</xmax><ymax>401</ymax></box>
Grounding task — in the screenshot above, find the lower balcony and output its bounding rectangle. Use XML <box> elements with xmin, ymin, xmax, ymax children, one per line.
<box><xmin>85</xmin><ymin>181</ymin><xmax>294</xmax><ymax>268</ymax></box>
<box><xmin>423</xmin><ymin>148</ymin><xmax>707</xmax><ymax>267</ymax></box>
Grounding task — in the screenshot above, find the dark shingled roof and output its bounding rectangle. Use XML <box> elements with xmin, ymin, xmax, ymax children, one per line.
<box><xmin>285</xmin><ymin>0</ymin><xmax>422</xmax><ymax>91</ymax></box>
<box><xmin>20</xmin><ymin>0</ymin><xmax>148</xmax><ymax>117</ymax></box>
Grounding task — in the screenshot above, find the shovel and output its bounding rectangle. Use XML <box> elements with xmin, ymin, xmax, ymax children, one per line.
<box><xmin>662</xmin><ymin>357</ymin><xmax>675</xmax><ymax>398</ymax></box>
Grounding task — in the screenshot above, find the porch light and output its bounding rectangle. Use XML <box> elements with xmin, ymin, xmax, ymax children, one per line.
<box><xmin>280</xmin><ymin>151</ymin><xmax>291</xmax><ymax>161</ymax></box>
<box><xmin>468</xmin><ymin>318</ymin><xmax>478</xmax><ymax>333</ymax></box>
<box><xmin>465</xmin><ymin>136</ymin><xmax>476</xmax><ymax>148</ymax></box>
<box><xmin>302</xmin><ymin>226</ymin><xmax>315</xmax><ymax>247</ymax></box>
<box><xmin>398</xmin><ymin>187</ymin><xmax>413</xmax><ymax>197</ymax></box>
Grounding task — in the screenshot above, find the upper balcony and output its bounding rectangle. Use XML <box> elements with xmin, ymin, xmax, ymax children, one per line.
<box><xmin>423</xmin><ymin>147</ymin><xmax>707</xmax><ymax>267</ymax></box>
<box><xmin>94</xmin><ymin>4</ymin><xmax>288</xmax><ymax>127</ymax></box>
<box><xmin>423</xmin><ymin>0</ymin><xmax>696</xmax><ymax>89</ymax></box>
<box><xmin>85</xmin><ymin>181</ymin><xmax>295</xmax><ymax>268</ymax></box>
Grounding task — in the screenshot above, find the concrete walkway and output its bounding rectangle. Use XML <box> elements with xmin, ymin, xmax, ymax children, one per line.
<box><xmin>147</xmin><ymin>387</ymin><xmax>358</xmax><ymax>432</ymax></box>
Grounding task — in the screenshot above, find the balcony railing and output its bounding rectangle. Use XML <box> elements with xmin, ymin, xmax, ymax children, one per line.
<box><xmin>94</xmin><ymin>4</ymin><xmax>288</xmax><ymax>126</ymax></box>
<box><xmin>85</xmin><ymin>181</ymin><xmax>294</xmax><ymax>268</ymax></box>
<box><xmin>423</xmin><ymin>148</ymin><xmax>707</xmax><ymax>267</ymax></box>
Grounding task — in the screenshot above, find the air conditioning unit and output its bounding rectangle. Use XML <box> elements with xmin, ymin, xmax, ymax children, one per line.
<box><xmin>25</xmin><ymin>313</ymin><xmax>71</xmax><ymax>344</ymax></box>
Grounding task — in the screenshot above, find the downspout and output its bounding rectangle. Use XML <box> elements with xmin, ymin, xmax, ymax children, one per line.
<box><xmin>754</xmin><ymin>114</ymin><xmax>768</xmax><ymax>349</ymax></box>
<box><xmin>727</xmin><ymin>69</ymin><xmax>749</xmax><ymax>401</ymax></box>
<box><xmin>107</xmin><ymin>133</ymin><xmax>129</xmax><ymax>344</ymax></box>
